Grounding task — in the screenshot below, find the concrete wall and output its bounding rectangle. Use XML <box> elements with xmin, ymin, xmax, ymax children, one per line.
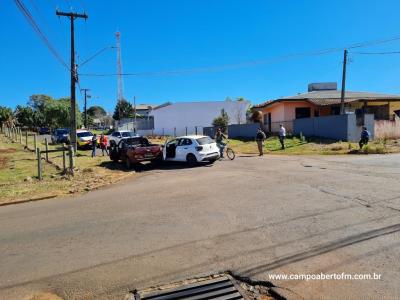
<box><xmin>293</xmin><ymin>114</ymin><xmax>374</xmax><ymax>142</ymax></box>
<box><xmin>150</xmin><ymin>100</ymin><xmax>249</xmax><ymax>136</ymax></box>
<box><xmin>375</xmin><ymin>119</ymin><xmax>400</xmax><ymax>139</ymax></box>
<box><xmin>203</xmin><ymin>123</ymin><xmax>260</xmax><ymax>139</ymax></box>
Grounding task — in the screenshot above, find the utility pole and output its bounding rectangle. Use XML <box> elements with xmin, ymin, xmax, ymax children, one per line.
<box><xmin>56</xmin><ymin>10</ymin><xmax>88</xmax><ymax>151</ymax></box>
<box><xmin>133</xmin><ymin>96</ymin><xmax>137</xmax><ymax>124</ymax></box>
<box><xmin>340</xmin><ymin>49</ymin><xmax>348</xmax><ymax>115</ymax></box>
<box><xmin>81</xmin><ymin>88</ymin><xmax>91</xmax><ymax>128</ymax></box>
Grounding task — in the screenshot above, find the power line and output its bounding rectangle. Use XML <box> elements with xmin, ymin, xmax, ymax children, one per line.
<box><xmin>351</xmin><ymin>51</ymin><xmax>400</xmax><ymax>55</ymax></box>
<box><xmin>79</xmin><ymin>35</ymin><xmax>400</xmax><ymax>78</ymax></box>
<box><xmin>78</xmin><ymin>46</ymin><xmax>116</xmax><ymax>67</ymax></box>
<box><xmin>14</xmin><ymin>0</ymin><xmax>70</xmax><ymax>70</ymax></box>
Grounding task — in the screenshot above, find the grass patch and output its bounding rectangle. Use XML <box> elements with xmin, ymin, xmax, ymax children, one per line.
<box><xmin>0</xmin><ymin>134</ymin><xmax>135</xmax><ymax>205</ymax></box>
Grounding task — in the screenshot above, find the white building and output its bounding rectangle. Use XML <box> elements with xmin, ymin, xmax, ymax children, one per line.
<box><xmin>150</xmin><ymin>100</ymin><xmax>250</xmax><ymax>136</ymax></box>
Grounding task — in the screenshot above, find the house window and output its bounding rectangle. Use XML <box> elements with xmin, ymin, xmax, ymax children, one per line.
<box><xmin>331</xmin><ymin>106</ymin><xmax>340</xmax><ymax>115</ymax></box>
<box><xmin>295</xmin><ymin>107</ymin><xmax>311</xmax><ymax>119</ymax></box>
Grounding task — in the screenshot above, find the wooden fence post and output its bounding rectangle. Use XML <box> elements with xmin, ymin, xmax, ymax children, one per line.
<box><xmin>62</xmin><ymin>148</ymin><xmax>66</xmax><ymax>173</ymax></box>
<box><xmin>37</xmin><ymin>149</ymin><xmax>42</xmax><ymax>180</ymax></box>
<box><xmin>19</xmin><ymin>128</ymin><xmax>22</xmax><ymax>144</ymax></box>
<box><xmin>45</xmin><ymin>138</ymin><xmax>49</xmax><ymax>162</ymax></box>
<box><xmin>25</xmin><ymin>132</ymin><xmax>28</xmax><ymax>148</ymax></box>
<box><xmin>34</xmin><ymin>134</ymin><xmax>37</xmax><ymax>153</ymax></box>
<box><xmin>68</xmin><ymin>145</ymin><xmax>75</xmax><ymax>175</ymax></box>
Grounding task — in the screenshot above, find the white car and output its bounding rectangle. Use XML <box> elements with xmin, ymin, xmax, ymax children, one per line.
<box><xmin>163</xmin><ymin>135</ymin><xmax>220</xmax><ymax>165</ymax></box>
<box><xmin>109</xmin><ymin>130</ymin><xmax>139</xmax><ymax>146</ymax></box>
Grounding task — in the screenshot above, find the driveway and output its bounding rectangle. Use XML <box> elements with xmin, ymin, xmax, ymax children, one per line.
<box><xmin>0</xmin><ymin>154</ymin><xmax>399</xmax><ymax>299</ymax></box>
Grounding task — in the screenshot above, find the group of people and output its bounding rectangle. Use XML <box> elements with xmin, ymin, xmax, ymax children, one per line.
<box><xmin>215</xmin><ymin>124</ymin><xmax>287</xmax><ymax>158</ymax></box>
<box><xmin>91</xmin><ymin>134</ymin><xmax>108</xmax><ymax>157</ymax></box>
<box><xmin>255</xmin><ymin>124</ymin><xmax>286</xmax><ymax>156</ymax></box>
<box><xmin>216</xmin><ymin>123</ymin><xmax>370</xmax><ymax>157</ymax></box>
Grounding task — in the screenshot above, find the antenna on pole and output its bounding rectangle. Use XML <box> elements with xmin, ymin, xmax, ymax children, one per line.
<box><xmin>115</xmin><ymin>31</ymin><xmax>124</xmax><ymax>120</ymax></box>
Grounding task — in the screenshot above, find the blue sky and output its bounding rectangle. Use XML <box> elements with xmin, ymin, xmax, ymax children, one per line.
<box><xmin>2</xmin><ymin>0</ymin><xmax>400</xmax><ymax>112</ymax></box>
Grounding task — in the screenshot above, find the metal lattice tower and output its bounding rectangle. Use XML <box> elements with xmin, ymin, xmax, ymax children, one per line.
<box><xmin>115</xmin><ymin>31</ymin><xmax>124</xmax><ymax>106</ymax></box>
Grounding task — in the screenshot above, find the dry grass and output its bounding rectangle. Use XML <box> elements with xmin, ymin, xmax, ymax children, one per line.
<box><xmin>0</xmin><ymin>134</ymin><xmax>134</xmax><ymax>205</ymax></box>
<box><xmin>24</xmin><ymin>293</ymin><xmax>63</xmax><ymax>300</ymax></box>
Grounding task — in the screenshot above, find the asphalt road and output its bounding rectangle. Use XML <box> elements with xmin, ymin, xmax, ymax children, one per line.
<box><xmin>1</xmin><ymin>154</ymin><xmax>400</xmax><ymax>300</ymax></box>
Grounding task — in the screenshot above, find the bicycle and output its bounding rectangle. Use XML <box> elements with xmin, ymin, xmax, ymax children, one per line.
<box><xmin>219</xmin><ymin>141</ymin><xmax>236</xmax><ymax>160</ymax></box>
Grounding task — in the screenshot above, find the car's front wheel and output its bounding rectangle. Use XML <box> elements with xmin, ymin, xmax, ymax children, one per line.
<box><xmin>186</xmin><ymin>153</ymin><xmax>197</xmax><ymax>167</ymax></box>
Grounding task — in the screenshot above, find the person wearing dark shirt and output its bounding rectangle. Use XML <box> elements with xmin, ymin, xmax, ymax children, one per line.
<box><xmin>91</xmin><ymin>134</ymin><xmax>97</xmax><ymax>157</ymax></box>
<box><xmin>214</xmin><ymin>128</ymin><xmax>227</xmax><ymax>158</ymax></box>
<box><xmin>359</xmin><ymin>127</ymin><xmax>370</xmax><ymax>149</ymax></box>
<box><xmin>256</xmin><ymin>128</ymin><xmax>266</xmax><ymax>156</ymax></box>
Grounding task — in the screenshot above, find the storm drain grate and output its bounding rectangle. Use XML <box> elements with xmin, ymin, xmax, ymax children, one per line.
<box><xmin>135</xmin><ymin>276</ymin><xmax>244</xmax><ymax>300</ymax></box>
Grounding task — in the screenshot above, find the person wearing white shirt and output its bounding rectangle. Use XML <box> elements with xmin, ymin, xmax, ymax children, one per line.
<box><xmin>279</xmin><ymin>124</ymin><xmax>286</xmax><ymax>150</ymax></box>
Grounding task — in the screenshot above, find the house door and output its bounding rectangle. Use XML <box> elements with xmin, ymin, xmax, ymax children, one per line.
<box><xmin>263</xmin><ymin>113</ymin><xmax>272</xmax><ymax>132</ymax></box>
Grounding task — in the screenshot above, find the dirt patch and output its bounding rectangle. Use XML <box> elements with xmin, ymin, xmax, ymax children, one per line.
<box><xmin>0</xmin><ymin>147</ymin><xmax>17</xmax><ymax>153</ymax></box>
<box><xmin>0</xmin><ymin>157</ymin><xmax>8</xmax><ymax>169</ymax></box>
<box><xmin>23</xmin><ymin>292</ymin><xmax>63</xmax><ymax>300</ymax></box>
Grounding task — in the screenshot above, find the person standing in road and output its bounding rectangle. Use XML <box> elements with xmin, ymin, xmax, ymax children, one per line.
<box><xmin>359</xmin><ymin>126</ymin><xmax>370</xmax><ymax>149</ymax></box>
<box><xmin>214</xmin><ymin>128</ymin><xmax>227</xmax><ymax>158</ymax></box>
<box><xmin>91</xmin><ymin>134</ymin><xmax>97</xmax><ymax>157</ymax></box>
<box><xmin>279</xmin><ymin>124</ymin><xmax>286</xmax><ymax>150</ymax></box>
<box><xmin>256</xmin><ymin>128</ymin><xmax>266</xmax><ymax>156</ymax></box>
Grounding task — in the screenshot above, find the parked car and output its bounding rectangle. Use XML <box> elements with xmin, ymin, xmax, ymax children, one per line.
<box><xmin>76</xmin><ymin>130</ymin><xmax>98</xmax><ymax>149</ymax></box>
<box><xmin>109</xmin><ymin>136</ymin><xmax>162</xmax><ymax>168</ymax></box>
<box><xmin>51</xmin><ymin>128</ymin><xmax>70</xmax><ymax>144</ymax></box>
<box><xmin>109</xmin><ymin>130</ymin><xmax>139</xmax><ymax>146</ymax></box>
<box><xmin>39</xmin><ymin>127</ymin><xmax>50</xmax><ymax>135</ymax></box>
<box><xmin>163</xmin><ymin>135</ymin><xmax>220</xmax><ymax>166</ymax></box>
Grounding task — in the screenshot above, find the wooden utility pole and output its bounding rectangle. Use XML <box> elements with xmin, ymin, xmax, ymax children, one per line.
<box><xmin>340</xmin><ymin>49</ymin><xmax>348</xmax><ymax>115</ymax></box>
<box><xmin>81</xmin><ymin>88</ymin><xmax>90</xmax><ymax>128</ymax></box>
<box><xmin>56</xmin><ymin>10</ymin><xmax>88</xmax><ymax>151</ymax></box>
<box><xmin>133</xmin><ymin>96</ymin><xmax>137</xmax><ymax>133</ymax></box>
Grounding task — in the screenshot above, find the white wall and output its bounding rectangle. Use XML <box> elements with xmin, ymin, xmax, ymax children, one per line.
<box><xmin>150</xmin><ymin>100</ymin><xmax>250</xmax><ymax>136</ymax></box>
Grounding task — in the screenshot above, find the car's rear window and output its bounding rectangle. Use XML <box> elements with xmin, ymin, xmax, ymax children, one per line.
<box><xmin>196</xmin><ymin>137</ymin><xmax>213</xmax><ymax>145</ymax></box>
<box><xmin>77</xmin><ymin>132</ymin><xmax>93</xmax><ymax>138</ymax></box>
<box><xmin>125</xmin><ymin>137</ymin><xmax>150</xmax><ymax>146</ymax></box>
<box><xmin>121</xmin><ymin>132</ymin><xmax>136</xmax><ymax>137</ymax></box>
<box><xmin>56</xmin><ymin>130</ymin><xmax>69</xmax><ymax>135</ymax></box>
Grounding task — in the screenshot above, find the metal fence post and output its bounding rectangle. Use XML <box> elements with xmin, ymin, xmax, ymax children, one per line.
<box><xmin>37</xmin><ymin>149</ymin><xmax>42</xmax><ymax>180</ymax></box>
<box><xmin>185</xmin><ymin>127</ymin><xmax>188</xmax><ymax>135</ymax></box>
<box><xmin>195</xmin><ymin>126</ymin><xmax>198</xmax><ymax>135</ymax></box>
<box><xmin>45</xmin><ymin>138</ymin><xmax>49</xmax><ymax>162</ymax></box>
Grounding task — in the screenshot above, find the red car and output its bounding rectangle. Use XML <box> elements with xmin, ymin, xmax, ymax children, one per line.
<box><xmin>109</xmin><ymin>136</ymin><xmax>162</xmax><ymax>168</ymax></box>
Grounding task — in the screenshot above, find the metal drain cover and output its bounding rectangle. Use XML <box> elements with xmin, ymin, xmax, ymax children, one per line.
<box><xmin>135</xmin><ymin>276</ymin><xmax>244</xmax><ymax>300</ymax></box>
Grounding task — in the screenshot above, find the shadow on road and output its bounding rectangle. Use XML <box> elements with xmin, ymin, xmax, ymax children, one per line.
<box><xmin>99</xmin><ymin>160</ymin><xmax>215</xmax><ymax>173</ymax></box>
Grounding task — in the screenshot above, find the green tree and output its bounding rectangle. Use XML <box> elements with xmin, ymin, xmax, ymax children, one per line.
<box><xmin>87</xmin><ymin>105</ymin><xmax>106</xmax><ymax>118</ymax></box>
<box><xmin>212</xmin><ymin>109</ymin><xmax>230</xmax><ymax>131</ymax></box>
<box><xmin>113</xmin><ymin>100</ymin><xmax>133</xmax><ymax>120</ymax></box>
<box><xmin>14</xmin><ymin>105</ymin><xmax>37</xmax><ymax>127</ymax></box>
<box><xmin>0</xmin><ymin>106</ymin><xmax>14</xmax><ymax>127</ymax></box>
<box><xmin>42</xmin><ymin>98</ymin><xmax>82</xmax><ymax>129</ymax></box>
